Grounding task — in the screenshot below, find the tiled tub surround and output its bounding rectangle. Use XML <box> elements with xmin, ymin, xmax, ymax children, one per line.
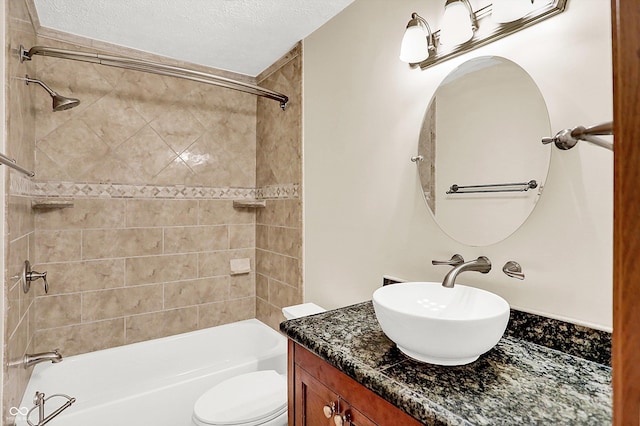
<box><xmin>281</xmin><ymin>302</ymin><xmax>612</xmax><ymax>425</ymax></box>
<box><xmin>3</xmin><ymin>6</ymin><xmax>303</xmax><ymax>424</ymax></box>
<box><xmin>12</xmin><ymin>35</ymin><xmax>303</xmax><ymax>355</ymax></box>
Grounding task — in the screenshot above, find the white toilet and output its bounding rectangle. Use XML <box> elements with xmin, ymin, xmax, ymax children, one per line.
<box><xmin>192</xmin><ymin>303</ymin><xmax>325</xmax><ymax>426</ymax></box>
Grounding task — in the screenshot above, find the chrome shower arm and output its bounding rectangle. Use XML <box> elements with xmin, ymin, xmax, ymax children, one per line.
<box><xmin>24</xmin><ymin>77</ymin><xmax>56</xmax><ymax>97</ymax></box>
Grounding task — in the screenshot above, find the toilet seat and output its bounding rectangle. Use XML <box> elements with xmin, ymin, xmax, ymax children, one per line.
<box><xmin>193</xmin><ymin>370</ymin><xmax>287</xmax><ymax>426</ymax></box>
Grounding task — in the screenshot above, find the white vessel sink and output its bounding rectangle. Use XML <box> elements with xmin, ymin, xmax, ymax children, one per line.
<box><xmin>372</xmin><ymin>282</ymin><xmax>510</xmax><ymax>366</ymax></box>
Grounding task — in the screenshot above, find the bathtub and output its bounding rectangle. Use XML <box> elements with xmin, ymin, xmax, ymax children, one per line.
<box><xmin>15</xmin><ymin>319</ymin><xmax>287</xmax><ymax>426</ymax></box>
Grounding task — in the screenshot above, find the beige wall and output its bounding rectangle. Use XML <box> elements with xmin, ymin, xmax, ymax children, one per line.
<box><xmin>304</xmin><ymin>0</ymin><xmax>613</xmax><ymax>330</ymax></box>
<box><xmin>2</xmin><ymin>3</ymin><xmax>302</xmax><ymax>421</ymax></box>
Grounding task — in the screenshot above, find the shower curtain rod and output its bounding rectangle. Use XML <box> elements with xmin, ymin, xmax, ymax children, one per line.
<box><xmin>19</xmin><ymin>45</ymin><xmax>289</xmax><ymax>110</ymax></box>
<box><xmin>542</xmin><ymin>121</ymin><xmax>613</xmax><ymax>151</ymax></box>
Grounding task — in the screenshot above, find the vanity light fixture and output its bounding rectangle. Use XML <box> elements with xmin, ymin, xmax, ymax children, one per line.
<box><xmin>399</xmin><ymin>13</ymin><xmax>436</xmax><ymax>63</ymax></box>
<box><xmin>439</xmin><ymin>0</ymin><xmax>477</xmax><ymax>46</ymax></box>
<box><xmin>400</xmin><ymin>0</ymin><xmax>567</xmax><ymax>69</ymax></box>
<box><xmin>491</xmin><ymin>0</ymin><xmax>535</xmax><ymax>23</ymax></box>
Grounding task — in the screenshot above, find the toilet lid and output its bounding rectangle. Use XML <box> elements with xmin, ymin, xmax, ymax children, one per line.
<box><xmin>193</xmin><ymin>370</ymin><xmax>287</xmax><ymax>425</ymax></box>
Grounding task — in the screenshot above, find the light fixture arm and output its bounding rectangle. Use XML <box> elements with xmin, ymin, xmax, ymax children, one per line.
<box><xmin>410</xmin><ymin>12</ymin><xmax>436</xmax><ymax>52</ymax></box>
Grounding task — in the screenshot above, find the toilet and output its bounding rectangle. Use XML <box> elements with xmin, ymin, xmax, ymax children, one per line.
<box><xmin>192</xmin><ymin>303</ymin><xmax>326</xmax><ymax>426</ymax></box>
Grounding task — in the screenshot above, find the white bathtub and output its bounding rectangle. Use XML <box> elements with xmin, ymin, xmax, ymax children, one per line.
<box><xmin>16</xmin><ymin>319</ymin><xmax>287</xmax><ymax>426</ymax></box>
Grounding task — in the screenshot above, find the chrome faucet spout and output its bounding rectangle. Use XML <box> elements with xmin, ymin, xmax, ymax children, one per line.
<box><xmin>23</xmin><ymin>349</ymin><xmax>63</xmax><ymax>368</ymax></box>
<box><xmin>442</xmin><ymin>256</ymin><xmax>491</xmax><ymax>288</ymax></box>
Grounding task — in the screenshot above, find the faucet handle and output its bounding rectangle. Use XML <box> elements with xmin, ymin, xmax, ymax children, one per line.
<box><xmin>503</xmin><ymin>261</ymin><xmax>525</xmax><ymax>280</ymax></box>
<box><xmin>432</xmin><ymin>254</ymin><xmax>465</xmax><ymax>267</ymax></box>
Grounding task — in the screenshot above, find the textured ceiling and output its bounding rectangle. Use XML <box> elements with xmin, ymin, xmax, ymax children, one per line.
<box><xmin>32</xmin><ymin>0</ymin><xmax>355</xmax><ymax>77</ymax></box>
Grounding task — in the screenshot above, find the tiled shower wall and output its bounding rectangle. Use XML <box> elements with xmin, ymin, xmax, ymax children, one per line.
<box><xmin>3</xmin><ymin>1</ymin><xmax>302</xmax><ymax>419</ymax></box>
<box><xmin>4</xmin><ymin>0</ymin><xmax>38</xmax><ymax>419</ymax></box>
<box><xmin>255</xmin><ymin>47</ymin><xmax>303</xmax><ymax>329</ymax></box>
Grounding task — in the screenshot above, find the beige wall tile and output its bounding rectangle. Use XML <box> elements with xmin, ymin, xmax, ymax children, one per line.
<box><xmin>256</xmin><ymin>274</ymin><xmax>269</xmax><ymax>300</ymax></box>
<box><xmin>112</xmin><ymin>126</ymin><xmax>178</xmax><ymax>182</ymax></box>
<box><xmin>8</xmin><ymin>195</ymin><xmax>33</xmax><ymax>239</ymax></box>
<box><xmin>35</xmin><ymin>230</ymin><xmax>82</xmax><ymax>263</ymax></box>
<box><xmin>198</xmin><ymin>297</ymin><xmax>255</xmax><ymax>328</ymax></box>
<box><xmin>125</xmin><ymin>253</ymin><xmax>198</xmax><ymax>286</ymax></box>
<box><xmin>126</xmin><ymin>199</ymin><xmax>198</xmax><ymax>227</ymax></box>
<box><xmin>256</xmin><ymin>224</ymin><xmax>268</xmax><ymax>249</ymax></box>
<box><xmin>35</xmin><ymin>294</ymin><xmax>82</xmax><ymax>329</ymax></box>
<box><xmin>37</xmin><ymin>119</ymin><xmax>111</xmax><ymax>181</ymax></box>
<box><xmin>6</xmin><ymin>283</ymin><xmax>21</xmax><ymax>339</ymax></box>
<box><xmin>125</xmin><ymin>307</ymin><xmax>198</xmax><ymax>344</ymax></box>
<box><xmin>82</xmin><ymin>285</ymin><xmax>163</xmax><ymax>322</ymax></box>
<box><xmin>230</xmin><ymin>273</ymin><xmax>255</xmax><ymax>298</ymax></box>
<box><xmin>82</xmin><ymin>228</ymin><xmax>162</xmax><ymax>259</ymax></box>
<box><xmin>164</xmin><ymin>226</ymin><xmax>228</xmax><ymax>253</ymax></box>
<box><xmin>32</xmin><ymin>259</ymin><xmax>125</xmax><ymax>296</ymax></box>
<box><xmin>268</xmin><ymin>226</ymin><xmax>301</xmax><ymax>258</ymax></box>
<box><xmin>284</xmin><ymin>256</ymin><xmax>302</xmax><ymax>289</ymax></box>
<box><xmin>7</xmin><ymin>235</ymin><xmax>29</xmax><ymax>287</ymax></box>
<box><xmin>78</xmin><ymin>93</ymin><xmax>147</xmax><ymax>148</ymax></box>
<box><xmin>164</xmin><ymin>276</ymin><xmax>229</xmax><ymax>309</ymax></box>
<box><xmin>149</xmin><ymin>108</ymin><xmax>205</xmax><ymax>153</ymax></box>
<box><xmin>198</xmin><ymin>248</ymin><xmax>254</xmax><ymax>278</ymax></box>
<box><xmin>229</xmin><ymin>224</ymin><xmax>255</xmax><ymax>249</ymax></box>
<box><xmin>198</xmin><ymin>200</ymin><xmax>255</xmax><ymax>225</ymax></box>
<box><xmin>197</xmin><ymin>251</ymin><xmax>229</xmax><ymax>278</ymax></box>
<box><xmin>256</xmin><ymin>297</ymin><xmax>286</xmax><ymax>331</ymax></box>
<box><xmin>256</xmin><ymin>249</ymin><xmax>285</xmax><ymax>282</ymax></box>
<box><xmin>268</xmin><ymin>280</ymin><xmax>301</xmax><ymax>309</ymax></box>
<box><xmin>256</xmin><ymin>54</ymin><xmax>302</xmax><ymax>187</ymax></box>
<box><xmin>35</xmin><ymin>198</ymin><xmax>126</xmax><ymax>230</ymax></box>
<box><xmin>34</xmin><ymin>319</ymin><xmax>125</xmax><ymax>357</ymax></box>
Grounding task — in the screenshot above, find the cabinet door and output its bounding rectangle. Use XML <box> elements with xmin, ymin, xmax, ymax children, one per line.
<box><xmin>295</xmin><ymin>364</ymin><xmax>341</xmax><ymax>426</ymax></box>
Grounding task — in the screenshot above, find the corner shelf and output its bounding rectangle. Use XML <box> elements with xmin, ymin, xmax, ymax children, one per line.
<box><xmin>233</xmin><ymin>199</ymin><xmax>266</xmax><ymax>209</ymax></box>
<box><xmin>32</xmin><ymin>198</ymin><xmax>75</xmax><ymax>210</ymax></box>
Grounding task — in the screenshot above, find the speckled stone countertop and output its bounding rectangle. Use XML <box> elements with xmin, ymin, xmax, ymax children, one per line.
<box><xmin>280</xmin><ymin>302</ymin><xmax>612</xmax><ymax>425</ymax></box>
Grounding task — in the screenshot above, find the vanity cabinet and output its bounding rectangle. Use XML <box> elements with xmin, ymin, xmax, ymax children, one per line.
<box><xmin>288</xmin><ymin>341</ymin><xmax>421</xmax><ymax>426</ymax></box>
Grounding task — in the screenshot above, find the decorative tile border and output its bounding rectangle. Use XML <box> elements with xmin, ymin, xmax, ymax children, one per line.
<box><xmin>10</xmin><ymin>175</ymin><xmax>299</xmax><ymax>200</ymax></box>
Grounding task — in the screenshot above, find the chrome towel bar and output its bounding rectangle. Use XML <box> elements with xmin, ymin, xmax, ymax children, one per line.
<box><xmin>447</xmin><ymin>180</ymin><xmax>538</xmax><ymax>194</ymax></box>
<box><xmin>0</xmin><ymin>152</ymin><xmax>35</xmax><ymax>177</ymax></box>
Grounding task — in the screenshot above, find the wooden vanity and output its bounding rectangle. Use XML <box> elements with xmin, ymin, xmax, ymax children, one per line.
<box><xmin>289</xmin><ymin>341</ymin><xmax>421</xmax><ymax>425</ymax></box>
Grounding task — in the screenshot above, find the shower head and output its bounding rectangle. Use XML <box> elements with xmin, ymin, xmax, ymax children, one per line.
<box><xmin>23</xmin><ymin>76</ymin><xmax>80</xmax><ymax>112</ymax></box>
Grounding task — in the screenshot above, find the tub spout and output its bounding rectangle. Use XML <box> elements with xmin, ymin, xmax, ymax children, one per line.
<box><xmin>442</xmin><ymin>256</ymin><xmax>491</xmax><ymax>288</ymax></box>
<box><xmin>23</xmin><ymin>349</ymin><xmax>62</xmax><ymax>368</ymax></box>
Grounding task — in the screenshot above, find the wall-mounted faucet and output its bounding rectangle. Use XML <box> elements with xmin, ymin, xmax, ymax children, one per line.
<box><xmin>431</xmin><ymin>254</ymin><xmax>465</xmax><ymax>267</ymax></box>
<box><xmin>441</xmin><ymin>256</ymin><xmax>492</xmax><ymax>288</ymax></box>
<box><xmin>23</xmin><ymin>349</ymin><xmax>62</xmax><ymax>368</ymax></box>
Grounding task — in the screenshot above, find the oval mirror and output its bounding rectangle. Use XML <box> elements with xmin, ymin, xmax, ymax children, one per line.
<box><xmin>416</xmin><ymin>56</ymin><xmax>551</xmax><ymax>246</ymax></box>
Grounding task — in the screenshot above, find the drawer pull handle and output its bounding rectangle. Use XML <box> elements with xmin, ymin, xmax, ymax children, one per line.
<box><xmin>323</xmin><ymin>402</ymin><xmax>336</xmax><ymax>418</ymax></box>
<box><xmin>334</xmin><ymin>411</ymin><xmax>352</xmax><ymax>426</ymax></box>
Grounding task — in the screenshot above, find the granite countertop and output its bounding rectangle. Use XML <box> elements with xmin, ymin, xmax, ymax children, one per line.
<box><xmin>280</xmin><ymin>302</ymin><xmax>612</xmax><ymax>426</ymax></box>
